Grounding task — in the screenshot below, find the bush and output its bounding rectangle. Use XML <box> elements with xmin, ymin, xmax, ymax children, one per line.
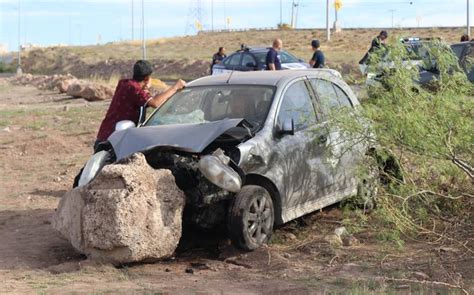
<box><xmin>337</xmin><ymin>38</ymin><xmax>473</xmax><ymax>247</ymax></box>
<box><xmin>0</xmin><ymin>61</ymin><xmax>14</xmax><ymax>73</ymax></box>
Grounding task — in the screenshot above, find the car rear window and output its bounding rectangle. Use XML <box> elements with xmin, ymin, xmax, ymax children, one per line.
<box><xmin>451</xmin><ymin>45</ymin><xmax>465</xmax><ymax>59</ymax></box>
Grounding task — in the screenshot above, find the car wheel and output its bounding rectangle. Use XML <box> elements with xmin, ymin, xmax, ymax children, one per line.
<box><xmin>356</xmin><ymin>157</ymin><xmax>380</xmax><ymax>212</ymax></box>
<box><xmin>227</xmin><ymin>185</ymin><xmax>274</xmax><ymax>251</ymax></box>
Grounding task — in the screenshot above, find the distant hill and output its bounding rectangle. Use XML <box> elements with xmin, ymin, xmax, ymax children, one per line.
<box><xmin>16</xmin><ymin>27</ymin><xmax>465</xmax><ymax>82</ymax></box>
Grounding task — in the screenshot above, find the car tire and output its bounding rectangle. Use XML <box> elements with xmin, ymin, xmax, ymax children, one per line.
<box><xmin>227</xmin><ymin>185</ymin><xmax>274</xmax><ymax>251</ymax></box>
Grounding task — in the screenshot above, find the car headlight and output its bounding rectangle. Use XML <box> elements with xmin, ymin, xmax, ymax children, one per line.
<box><xmin>78</xmin><ymin>150</ymin><xmax>109</xmax><ymax>187</ymax></box>
<box><xmin>198</xmin><ymin>150</ymin><xmax>242</xmax><ymax>193</ymax></box>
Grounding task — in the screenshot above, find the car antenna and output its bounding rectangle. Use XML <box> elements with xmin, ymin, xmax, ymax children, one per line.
<box><xmin>226</xmin><ymin>70</ymin><xmax>235</xmax><ymax>84</ymax></box>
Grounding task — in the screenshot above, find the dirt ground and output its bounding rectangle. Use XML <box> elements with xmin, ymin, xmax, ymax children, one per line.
<box><xmin>0</xmin><ymin>78</ymin><xmax>472</xmax><ymax>294</ymax></box>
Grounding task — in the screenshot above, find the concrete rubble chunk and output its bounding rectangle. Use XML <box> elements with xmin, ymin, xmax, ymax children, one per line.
<box><xmin>52</xmin><ymin>153</ymin><xmax>186</xmax><ymax>265</ymax></box>
<box><xmin>56</xmin><ymin>79</ymin><xmax>77</xmax><ymax>93</ymax></box>
<box><xmin>81</xmin><ymin>83</ymin><xmax>114</xmax><ymax>101</ymax></box>
<box><xmin>66</xmin><ymin>81</ymin><xmax>87</xmax><ymax>98</ymax></box>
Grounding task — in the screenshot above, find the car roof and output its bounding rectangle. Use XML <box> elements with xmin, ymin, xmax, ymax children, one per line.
<box><xmin>451</xmin><ymin>41</ymin><xmax>474</xmax><ymax>47</ymax></box>
<box><xmin>187</xmin><ymin>69</ymin><xmax>343</xmax><ymax>87</ymax></box>
<box><xmin>233</xmin><ymin>47</ymin><xmax>278</xmax><ymax>54</ymax></box>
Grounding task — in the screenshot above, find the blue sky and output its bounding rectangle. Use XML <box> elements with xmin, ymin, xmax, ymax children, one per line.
<box><xmin>0</xmin><ymin>0</ymin><xmax>470</xmax><ymax>51</ymax></box>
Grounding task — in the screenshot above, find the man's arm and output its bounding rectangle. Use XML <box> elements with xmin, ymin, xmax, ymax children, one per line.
<box><xmin>309</xmin><ymin>52</ymin><xmax>316</xmax><ymax>66</ymax></box>
<box><xmin>146</xmin><ymin>79</ymin><xmax>186</xmax><ymax>108</ymax></box>
<box><xmin>268</xmin><ymin>63</ymin><xmax>276</xmax><ymax>71</ymax></box>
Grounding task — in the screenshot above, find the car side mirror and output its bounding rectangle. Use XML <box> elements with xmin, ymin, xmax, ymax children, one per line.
<box><xmin>115</xmin><ymin>120</ymin><xmax>136</xmax><ymax>131</ymax></box>
<box><xmin>138</xmin><ymin>105</ymin><xmax>147</xmax><ymax>125</ymax></box>
<box><xmin>277</xmin><ymin>118</ymin><xmax>295</xmax><ymax>136</ymax></box>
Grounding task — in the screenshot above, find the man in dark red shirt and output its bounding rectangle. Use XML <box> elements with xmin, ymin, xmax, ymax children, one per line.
<box><xmin>95</xmin><ymin>60</ymin><xmax>185</xmax><ymax>150</ymax></box>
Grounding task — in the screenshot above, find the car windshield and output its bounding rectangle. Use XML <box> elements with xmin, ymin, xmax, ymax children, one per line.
<box><xmin>145</xmin><ymin>85</ymin><xmax>275</xmax><ymax>128</ymax></box>
<box><xmin>254</xmin><ymin>50</ymin><xmax>299</xmax><ymax>64</ymax></box>
<box><xmin>404</xmin><ymin>43</ymin><xmax>431</xmax><ymax>60</ymax></box>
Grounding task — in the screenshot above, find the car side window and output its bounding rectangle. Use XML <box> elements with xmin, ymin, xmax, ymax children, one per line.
<box><xmin>333</xmin><ymin>84</ymin><xmax>353</xmax><ymax>107</ymax></box>
<box><xmin>310</xmin><ymin>78</ymin><xmax>338</xmax><ymax>111</ymax></box>
<box><xmin>224</xmin><ymin>53</ymin><xmax>241</xmax><ymax>67</ymax></box>
<box><xmin>241</xmin><ymin>54</ymin><xmax>257</xmax><ymax>68</ymax></box>
<box><xmin>277</xmin><ymin>81</ymin><xmax>317</xmax><ymax>131</ymax></box>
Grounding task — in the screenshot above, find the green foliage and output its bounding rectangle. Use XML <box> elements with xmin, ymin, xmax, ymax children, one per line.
<box><xmin>335</xmin><ymin>37</ymin><xmax>473</xmax><ymax>245</ymax></box>
<box><xmin>0</xmin><ymin>61</ymin><xmax>14</xmax><ymax>73</ymax></box>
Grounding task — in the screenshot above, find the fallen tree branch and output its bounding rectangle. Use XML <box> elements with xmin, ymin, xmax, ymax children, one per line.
<box><xmin>383</xmin><ymin>277</ymin><xmax>468</xmax><ymax>295</ymax></box>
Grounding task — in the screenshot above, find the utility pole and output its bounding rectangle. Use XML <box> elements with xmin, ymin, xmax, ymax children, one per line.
<box><xmin>326</xmin><ymin>0</ymin><xmax>330</xmax><ymax>41</ymax></box>
<box><xmin>68</xmin><ymin>17</ymin><xmax>72</xmax><ymax>45</ymax></box>
<box><xmin>141</xmin><ymin>0</ymin><xmax>146</xmax><ymax>59</ymax></box>
<box><xmin>17</xmin><ymin>0</ymin><xmax>22</xmax><ymax>75</ymax></box>
<box><xmin>132</xmin><ymin>0</ymin><xmax>134</xmax><ymax>40</ymax></box>
<box><xmin>223</xmin><ymin>0</ymin><xmax>227</xmax><ymax>30</ymax></box>
<box><xmin>291</xmin><ymin>1</ymin><xmax>299</xmax><ymax>29</ymax></box>
<box><xmin>468</xmin><ymin>0</ymin><xmax>471</xmax><ymax>37</ymax></box>
<box><xmin>211</xmin><ymin>0</ymin><xmax>214</xmax><ymax>31</ymax></box>
<box><xmin>295</xmin><ymin>0</ymin><xmax>300</xmax><ymax>28</ymax></box>
<box><xmin>291</xmin><ymin>1</ymin><xmax>294</xmax><ymax>28</ymax></box>
<box><xmin>280</xmin><ymin>0</ymin><xmax>282</xmax><ymax>26</ymax></box>
<box><xmin>389</xmin><ymin>9</ymin><xmax>396</xmax><ymax>28</ymax></box>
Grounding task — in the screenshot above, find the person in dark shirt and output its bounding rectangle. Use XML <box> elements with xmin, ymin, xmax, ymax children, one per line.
<box><xmin>266</xmin><ymin>39</ymin><xmax>283</xmax><ymax>71</ymax></box>
<box><xmin>210</xmin><ymin>47</ymin><xmax>226</xmax><ymax>74</ymax></box>
<box><xmin>95</xmin><ymin>60</ymin><xmax>186</xmax><ymax>150</ymax></box>
<box><xmin>309</xmin><ymin>39</ymin><xmax>325</xmax><ymax>68</ymax></box>
<box><xmin>359</xmin><ymin>30</ymin><xmax>388</xmax><ymax>66</ymax></box>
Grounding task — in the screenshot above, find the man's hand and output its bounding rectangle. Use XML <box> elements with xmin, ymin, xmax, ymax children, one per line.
<box><xmin>173</xmin><ymin>79</ymin><xmax>186</xmax><ymax>91</ymax></box>
<box><xmin>147</xmin><ymin>79</ymin><xmax>186</xmax><ymax>108</ymax></box>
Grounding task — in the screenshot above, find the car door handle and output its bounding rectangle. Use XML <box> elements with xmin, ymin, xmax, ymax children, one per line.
<box><xmin>317</xmin><ymin>134</ymin><xmax>328</xmax><ymax>144</ymax></box>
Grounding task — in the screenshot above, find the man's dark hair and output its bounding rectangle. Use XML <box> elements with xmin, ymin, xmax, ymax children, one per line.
<box><xmin>218</xmin><ymin>47</ymin><xmax>224</xmax><ymax>52</ymax></box>
<box><xmin>311</xmin><ymin>39</ymin><xmax>320</xmax><ymax>49</ymax></box>
<box><xmin>379</xmin><ymin>31</ymin><xmax>388</xmax><ymax>38</ymax></box>
<box><xmin>133</xmin><ymin>60</ymin><xmax>153</xmax><ymax>82</ymax></box>
<box><xmin>461</xmin><ymin>34</ymin><xmax>470</xmax><ymax>42</ymax></box>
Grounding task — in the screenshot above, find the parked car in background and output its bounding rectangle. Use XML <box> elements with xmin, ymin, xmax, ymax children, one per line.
<box><xmin>212</xmin><ymin>46</ymin><xmax>309</xmax><ymax>75</ymax></box>
<box><xmin>451</xmin><ymin>41</ymin><xmax>473</xmax><ymax>82</ymax></box>
<box><xmin>365</xmin><ymin>37</ymin><xmax>472</xmax><ymax>87</ymax></box>
<box><xmin>76</xmin><ymin>70</ymin><xmax>388</xmax><ymax>251</ymax></box>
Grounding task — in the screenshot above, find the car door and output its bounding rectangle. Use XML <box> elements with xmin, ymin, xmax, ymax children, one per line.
<box><xmin>239</xmin><ymin>53</ymin><xmax>258</xmax><ymax>71</ymax></box>
<box><xmin>309</xmin><ymin>78</ymin><xmax>359</xmax><ymax>192</ymax></box>
<box><xmin>272</xmin><ymin>79</ymin><xmax>333</xmax><ymax>214</ymax></box>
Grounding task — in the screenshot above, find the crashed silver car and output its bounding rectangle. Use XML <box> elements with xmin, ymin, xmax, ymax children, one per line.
<box><xmin>77</xmin><ymin>70</ymin><xmax>378</xmax><ymax>250</ymax></box>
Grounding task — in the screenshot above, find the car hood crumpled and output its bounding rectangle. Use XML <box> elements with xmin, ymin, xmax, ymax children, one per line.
<box><xmin>108</xmin><ymin>119</ymin><xmax>244</xmax><ymax>161</ymax></box>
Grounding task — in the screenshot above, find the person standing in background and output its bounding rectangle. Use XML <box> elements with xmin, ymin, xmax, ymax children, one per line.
<box><xmin>359</xmin><ymin>30</ymin><xmax>389</xmax><ymax>73</ymax></box>
<box><xmin>266</xmin><ymin>39</ymin><xmax>283</xmax><ymax>71</ymax></box>
<box><xmin>210</xmin><ymin>47</ymin><xmax>226</xmax><ymax>74</ymax></box>
<box><xmin>309</xmin><ymin>39</ymin><xmax>325</xmax><ymax>68</ymax></box>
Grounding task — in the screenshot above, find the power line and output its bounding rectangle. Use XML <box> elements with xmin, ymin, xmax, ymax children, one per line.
<box><xmin>185</xmin><ymin>0</ymin><xmax>207</xmax><ymax>34</ymax></box>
